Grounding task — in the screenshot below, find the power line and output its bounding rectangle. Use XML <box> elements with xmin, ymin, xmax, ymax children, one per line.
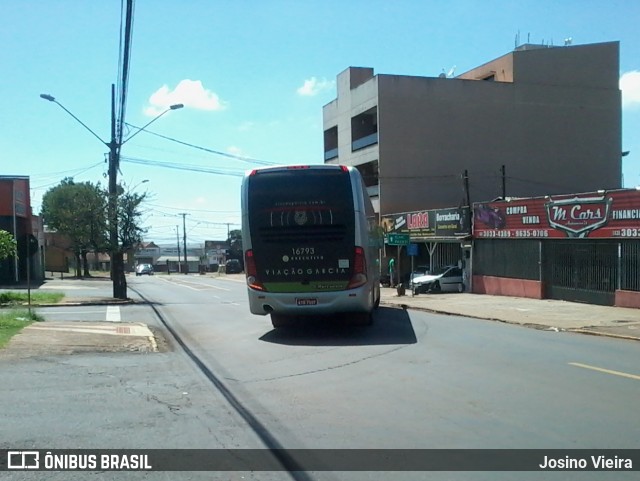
<box><xmin>30</xmin><ymin>162</ymin><xmax>105</xmax><ymax>190</ymax></box>
<box><xmin>123</xmin><ymin>123</ymin><xmax>279</xmax><ymax>166</ymax></box>
<box><xmin>120</xmin><ymin>155</ymin><xmax>246</xmax><ymax>176</ymax></box>
<box><xmin>116</xmin><ymin>0</ymin><xmax>134</xmax><ymax>147</ymax></box>
<box><xmin>146</xmin><ymin>202</ymin><xmax>238</xmax><ymax>214</ymax></box>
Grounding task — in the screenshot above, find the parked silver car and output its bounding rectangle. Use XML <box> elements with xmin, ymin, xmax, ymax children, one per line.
<box><xmin>411</xmin><ymin>265</ymin><xmax>464</xmax><ymax>293</ymax></box>
<box><xmin>135</xmin><ymin>263</ymin><xmax>154</xmax><ymax>276</ymax></box>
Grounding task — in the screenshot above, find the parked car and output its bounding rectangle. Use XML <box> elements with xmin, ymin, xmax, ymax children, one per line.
<box><xmin>135</xmin><ymin>263</ymin><xmax>154</xmax><ymax>276</ymax></box>
<box><xmin>409</xmin><ymin>264</ymin><xmax>431</xmax><ymax>284</ymax></box>
<box><xmin>411</xmin><ymin>265</ymin><xmax>463</xmax><ymax>293</ymax></box>
<box><xmin>225</xmin><ymin>259</ymin><xmax>243</xmax><ymax>274</ymax></box>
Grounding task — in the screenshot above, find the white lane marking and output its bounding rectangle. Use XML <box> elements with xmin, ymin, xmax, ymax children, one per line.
<box><xmin>158</xmin><ymin>276</ymin><xmax>230</xmax><ymax>291</ymax></box>
<box><xmin>106</xmin><ymin>306</ymin><xmax>121</xmax><ymax>323</ymax></box>
<box><xmin>215</xmin><ymin>276</ymin><xmax>246</xmax><ymax>283</ymax></box>
<box><xmin>569</xmin><ymin>362</ymin><xmax>640</xmax><ymax>381</ymax></box>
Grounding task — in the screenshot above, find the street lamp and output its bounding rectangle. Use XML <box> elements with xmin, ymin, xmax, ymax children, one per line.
<box><xmin>128</xmin><ymin>179</ymin><xmax>150</xmax><ymax>191</ymax></box>
<box><xmin>123</xmin><ymin>104</ymin><xmax>183</xmax><ymax>145</ymax></box>
<box><xmin>40</xmin><ymin>91</ymin><xmax>182</xmax><ymax>299</ymax></box>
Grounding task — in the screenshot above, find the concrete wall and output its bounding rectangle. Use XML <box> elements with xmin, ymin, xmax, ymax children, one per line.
<box><xmin>376</xmin><ymin>69</ymin><xmax>621</xmax><ymax>214</ymax></box>
<box><xmin>615</xmin><ymin>290</ymin><xmax>640</xmax><ymax>309</ymax></box>
<box><xmin>473</xmin><ymin>275</ymin><xmax>544</xmax><ymax>299</ymax></box>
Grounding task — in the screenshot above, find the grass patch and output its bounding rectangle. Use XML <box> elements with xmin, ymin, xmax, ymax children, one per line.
<box><xmin>0</xmin><ymin>309</ymin><xmax>43</xmax><ymax>349</ymax></box>
<box><xmin>0</xmin><ymin>291</ymin><xmax>65</xmax><ymax>306</ymax></box>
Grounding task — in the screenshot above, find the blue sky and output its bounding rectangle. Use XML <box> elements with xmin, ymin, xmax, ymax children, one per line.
<box><xmin>2</xmin><ymin>0</ymin><xmax>639</xmax><ymax>247</ymax></box>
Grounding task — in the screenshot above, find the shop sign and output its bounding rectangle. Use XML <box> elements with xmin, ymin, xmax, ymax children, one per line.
<box><xmin>381</xmin><ymin>206</ymin><xmax>471</xmax><ymax>239</ymax></box>
<box><xmin>473</xmin><ymin>189</ymin><xmax>640</xmax><ymax>239</ymax></box>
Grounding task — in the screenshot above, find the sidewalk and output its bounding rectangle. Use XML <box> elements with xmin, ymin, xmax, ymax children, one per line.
<box><xmin>0</xmin><ymin>279</ymin><xmax>160</xmax><ymax>359</ymax></box>
<box><xmin>380</xmin><ymin>287</ymin><xmax>640</xmax><ymax>341</ymax></box>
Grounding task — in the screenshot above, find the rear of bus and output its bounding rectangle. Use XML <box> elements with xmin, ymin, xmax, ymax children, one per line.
<box><xmin>241</xmin><ymin>165</ymin><xmax>379</xmax><ymax>324</ymax></box>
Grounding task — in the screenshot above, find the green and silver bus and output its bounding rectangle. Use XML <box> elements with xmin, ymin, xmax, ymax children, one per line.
<box><xmin>241</xmin><ymin>165</ymin><xmax>380</xmax><ymax>328</ymax></box>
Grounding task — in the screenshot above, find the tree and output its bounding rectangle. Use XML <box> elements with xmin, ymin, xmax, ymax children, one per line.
<box><xmin>117</xmin><ymin>188</ymin><xmax>148</xmax><ymax>251</ymax></box>
<box><xmin>41</xmin><ymin>178</ymin><xmax>151</xmax><ymax>279</ymax></box>
<box><xmin>40</xmin><ymin>178</ymin><xmax>108</xmax><ymax>277</ymax></box>
<box><xmin>0</xmin><ymin>230</ymin><xmax>17</xmax><ymax>261</ymax></box>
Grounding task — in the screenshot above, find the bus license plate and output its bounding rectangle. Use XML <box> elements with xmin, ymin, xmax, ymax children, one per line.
<box><xmin>296</xmin><ymin>298</ymin><xmax>317</xmax><ymax>306</ymax></box>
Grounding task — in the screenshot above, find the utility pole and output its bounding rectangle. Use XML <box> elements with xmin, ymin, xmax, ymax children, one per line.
<box><xmin>108</xmin><ymin>83</ymin><xmax>127</xmax><ymax>299</ymax></box>
<box><xmin>463</xmin><ymin>170</ymin><xmax>471</xmax><ymax>207</ymax></box>
<box><xmin>40</xmin><ymin>87</ymin><xmax>182</xmax><ymax>298</ymax></box>
<box><xmin>501</xmin><ymin>164</ymin><xmax>507</xmax><ymax>198</ymax></box>
<box><xmin>180</xmin><ymin>213</ymin><xmax>189</xmax><ymax>274</ymax></box>
<box><xmin>175</xmin><ymin>225</ymin><xmax>181</xmax><ymax>273</ymax></box>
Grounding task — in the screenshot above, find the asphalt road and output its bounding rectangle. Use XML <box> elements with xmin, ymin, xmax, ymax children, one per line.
<box><xmin>1</xmin><ymin>274</ymin><xmax>639</xmax><ymax>480</ymax></box>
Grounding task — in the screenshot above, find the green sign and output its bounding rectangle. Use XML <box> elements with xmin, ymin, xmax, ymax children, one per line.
<box><xmin>386</xmin><ymin>233</ymin><xmax>410</xmax><ymax>246</ymax></box>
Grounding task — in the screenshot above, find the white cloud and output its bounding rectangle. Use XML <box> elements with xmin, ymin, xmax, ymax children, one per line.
<box><xmin>296</xmin><ymin>77</ymin><xmax>334</xmax><ymax>97</ymax></box>
<box><xmin>144</xmin><ymin>79</ymin><xmax>228</xmax><ymax>116</ymax></box>
<box><xmin>620</xmin><ymin>71</ymin><xmax>640</xmax><ymax>109</ymax></box>
<box><xmin>227</xmin><ymin>146</ymin><xmax>244</xmax><ymax>157</ymax></box>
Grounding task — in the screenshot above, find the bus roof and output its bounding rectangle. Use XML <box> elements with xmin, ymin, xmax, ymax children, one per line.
<box><xmin>246</xmin><ymin>164</ymin><xmax>351</xmax><ymax>177</ymax></box>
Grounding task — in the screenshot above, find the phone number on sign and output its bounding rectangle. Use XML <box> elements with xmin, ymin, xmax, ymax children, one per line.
<box><xmin>478</xmin><ymin>230</ymin><xmax>550</xmax><ymax>238</ymax></box>
<box><xmin>613</xmin><ymin>228</ymin><xmax>640</xmax><ymax>237</ymax></box>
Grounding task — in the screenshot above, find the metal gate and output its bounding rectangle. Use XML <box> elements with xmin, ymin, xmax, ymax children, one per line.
<box><xmin>542</xmin><ymin>241</ymin><xmax>618</xmax><ymax>306</ymax></box>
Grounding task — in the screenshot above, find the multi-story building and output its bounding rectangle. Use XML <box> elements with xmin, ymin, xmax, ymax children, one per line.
<box><xmin>323</xmin><ymin>41</ymin><xmax>622</xmax><ymax>215</ymax></box>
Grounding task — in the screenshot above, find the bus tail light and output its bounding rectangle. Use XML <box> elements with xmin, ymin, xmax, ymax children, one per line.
<box><xmin>347</xmin><ymin>246</ymin><xmax>368</xmax><ymax>289</ymax></box>
<box><xmin>244</xmin><ymin>250</ymin><xmax>265</xmax><ymax>291</ymax></box>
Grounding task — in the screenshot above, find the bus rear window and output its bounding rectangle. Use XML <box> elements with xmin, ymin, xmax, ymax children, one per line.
<box><xmin>248</xmin><ymin>169</ymin><xmax>354</xmax><ymax>234</ymax></box>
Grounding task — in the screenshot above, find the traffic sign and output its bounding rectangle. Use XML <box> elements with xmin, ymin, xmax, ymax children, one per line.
<box><xmin>386</xmin><ymin>233</ymin><xmax>410</xmax><ymax>246</ymax></box>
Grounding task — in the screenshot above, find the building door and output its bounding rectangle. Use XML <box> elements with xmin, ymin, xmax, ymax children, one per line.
<box><xmin>542</xmin><ymin>240</ymin><xmax>617</xmax><ymax>306</ymax></box>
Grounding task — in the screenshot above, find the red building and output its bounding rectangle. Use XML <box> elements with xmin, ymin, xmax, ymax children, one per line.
<box><xmin>0</xmin><ymin>176</ymin><xmax>41</xmax><ymax>284</ymax></box>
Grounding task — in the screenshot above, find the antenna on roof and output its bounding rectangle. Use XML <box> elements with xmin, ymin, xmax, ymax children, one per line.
<box><xmin>439</xmin><ymin>66</ymin><xmax>456</xmax><ymax>79</ymax></box>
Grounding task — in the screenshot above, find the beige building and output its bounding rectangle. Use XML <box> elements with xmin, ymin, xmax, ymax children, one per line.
<box><xmin>323</xmin><ymin>41</ymin><xmax>622</xmax><ymax>215</ymax></box>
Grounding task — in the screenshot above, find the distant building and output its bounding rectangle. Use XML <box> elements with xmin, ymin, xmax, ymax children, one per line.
<box><xmin>151</xmin><ymin>244</ymin><xmax>203</xmax><ymax>274</ymax></box>
<box><xmin>204</xmin><ymin>239</ymin><xmax>229</xmax><ymax>271</ymax></box>
<box><xmin>323</xmin><ymin>41</ymin><xmax>622</xmax><ymax>215</ymax></box>
<box><xmin>132</xmin><ymin>241</ymin><xmax>161</xmax><ymax>270</ymax></box>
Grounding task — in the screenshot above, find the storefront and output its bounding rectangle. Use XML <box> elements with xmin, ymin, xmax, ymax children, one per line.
<box><xmin>473</xmin><ymin>189</ymin><xmax>640</xmax><ymax>308</ymax></box>
<box><xmin>381</xmin><ymin>206</ymin><xmax>471</xmax><ymax>286</ymax></box>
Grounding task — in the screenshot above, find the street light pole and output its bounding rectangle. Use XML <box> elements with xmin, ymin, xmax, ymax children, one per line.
<box><xmin>40</xmin><ymin>91</ymin><xmax>183</xmax><ymax>299</ymax></box>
